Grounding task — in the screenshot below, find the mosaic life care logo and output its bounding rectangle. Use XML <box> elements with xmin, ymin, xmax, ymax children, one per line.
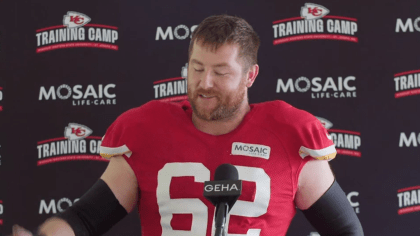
<box><xmin>39</xmin><ymin>197</ymin><xmax>79</xmax><ymax>214</ymax></box>
<box><xmin>276</xmin><ymin>76</ymin><xmax>357</xmax><ymax>99</ymax></box>
<box><xmin>393</xmin><ymin>69</ymin><xmax>420</xmax><ymax>98</ymax></box>
<box><xmin>36</xmin><ymin>123</ymin><xmax>108</xmax><ymax>166</ymax></box>
<box><xmin>272</xmin><ymin>3</ymin><xmax>358</xmax><ymax>45</ymax></box>
<box><xmin>316</xmin><ymin>117</ymin><xmax>361</xmax><ymax>157</ymax></box>
<box><xmin>153</xmin><ymin>64</ymin><xmax>188</xmax><ymax>102</ymax></box>
<box><xmin>39</xmin><ymin>84</ymin><xmax>116</xmax><ymax>106</ymax></box>
<box><xmin>155</xmin><ymin>25</ymin><xmax>197</xmax><ymax>40</ymax></box>
<box><xmin>396</xmin><ymin>17</ymin><xmax>420</xmax><ymax>33</ymax></box>
<box><xmin>35</xmin><ymin>11</ymin><xmax>119</xmax><ymax>53</ymax></box>
<box><xmin>399</xmin><ymin>132</ymin><xmax>420</xmax><ymax>147</ymax></box>
<box><xmin>397</xmin><ymin>186</ymin><xmax>420</xmax><ymax>215</ymax></box>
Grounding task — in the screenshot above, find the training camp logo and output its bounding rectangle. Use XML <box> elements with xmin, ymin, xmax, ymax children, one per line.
<box><xmin>0</xmin><ymin>86</ymin><xmax>3</xmax><ymax>112</ymax></box>
<box><xmin>39</xmin><ymin>197</ymin><xmax>79</xmax><ymax>215</ymax></box>
<box><xmin>36</xmin><ymin>123</ymin><xmax>107</xmax><ymax>166</ymax></box>
<box><xmin>153</xmin><ymin>64</ymin><xmax>188</xmax><ymax>102</ymax></box>
<box><xmin>39</xmin><ymin>83</ymin><xmax>116</xmax><ymax>106</ymax></box>
<box><xmin>393</xmin><ymin>69</ymin><xmax>420</xmax><ymax>98</ymax></box>
<box><xmin>316</xmin><ymin>117</ymin><xmax>361</xmax><ymax>157</ymax></box>
<box><xmin>272</xmin><ymin>3</ymin><xmax>358</xmax><ymax>45</ymax></box>
<box><xmin>155</xmin><ymin>24</ymin><xmax>197</xmax><ymax>40</ymax></box>
<box><xmin>35</xmin><ymin>11</ymin><xmax>119</xmax><ymax>53</ymax></box>
<box><xmin>397</xmin><ymin>186</ymin><xmax>420</xmax><ymax>215</ymax></box>
<box><xmin>399</xmin><ymin>132</ymin><xmax>420</xmax><ymax>147</ymax></box>
<box><xmin>276</xmin><ymin>75</ymin><xmax>357</xmax><ymax>99</ymax></box>
<box><xmin>396</xmin><ymin>17</ymin><xmax>420</xmax><ymax>33</ymax></box>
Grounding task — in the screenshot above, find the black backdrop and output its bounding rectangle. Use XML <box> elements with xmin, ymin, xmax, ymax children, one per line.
<box><xmin>1</xmin><ymin>0</ymin><xmax>420</xmax><ymax>235</ymax></box>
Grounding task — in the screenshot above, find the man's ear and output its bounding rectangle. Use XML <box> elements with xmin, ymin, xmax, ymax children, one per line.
<box><xmin>246</xmin><ymin>64</ymin><xmax>259</xmax><ymax>88</ymax></box>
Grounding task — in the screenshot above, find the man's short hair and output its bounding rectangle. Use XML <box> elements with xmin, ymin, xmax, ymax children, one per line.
<box><xmin>188</xmin><ymin>15</ymin><xmax>260</xmax><ymax>72</ymax></box>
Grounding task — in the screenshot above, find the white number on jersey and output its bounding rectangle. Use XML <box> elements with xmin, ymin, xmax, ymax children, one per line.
<box><xmin>157</xmin><ymin>163</ymin><xmax>271</xmax><ymax>236</ymax></box>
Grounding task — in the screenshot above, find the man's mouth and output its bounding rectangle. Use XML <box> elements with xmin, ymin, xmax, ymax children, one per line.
<box><xmin>199</xmin><ymin>94</ymin><xmax>216</xmax><ymax>99</ymax></box>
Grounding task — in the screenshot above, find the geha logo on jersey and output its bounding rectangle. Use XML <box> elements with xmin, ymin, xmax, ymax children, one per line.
<box><xmin>276</xmin><ymin>75</ymin><xmax>357</xmax><ymax>99</ymax></box>
<box><xmin>36</xmin><ymin>123</ymin><xmax>107</xmax><ymax>166</ymax></box>
<box><xmin>316</xmin><ymin>117</ymin><xmax>361</xmax><ymax>157</ymax></box>
<box><xmin>35</xmin><ymin>11</ymin><xmax>119</xmax><ymax>53</ymax></box>
<box><xmin>397</xmin><ymin>186</ymin><xmax>420</xmax><ymax>215</ymax></box>
<box><xmin>155</xmin><ymin>25</ymin><xmax>197</xmax><ymax>40</ymax></box>
<box><xmin>396</xmin><ymin>17</ymin><xmax>420</xmax><ymax>33</ymax></box>
<box><xmin>399</xmin><ymin>132</ymin><xmax>420</xmax><ymax>148</ymax></box>
<box><xmin>393</xmin><ymin>69</ymin><xmax>420</xmax><ymax>98</ymax></box>
<box><xmin>153</xmin><ymin>64</ymin><xmax>188</xmax><ymax>102</ymax></box>
<box><xmin>39</xmin><ymin>197</ymin><xmax>79</xmax><ymax>215</ymax></box>
<box><xmin>39</xmin><ymin>83</ymin><xmax>116</xmax><ymax>106</ymax></box>
<box><xmin>272</xmin><ymin>3</ymin><xmax>358</xmax><ymax>45</ymax></box>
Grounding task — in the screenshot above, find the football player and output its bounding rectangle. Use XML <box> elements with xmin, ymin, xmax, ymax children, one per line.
<box><xmin>12</xmin><ymin>15</ymin><xmax>363</xmax><ymax>236</ymax></box>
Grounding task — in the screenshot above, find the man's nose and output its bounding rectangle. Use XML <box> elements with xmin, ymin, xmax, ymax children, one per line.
<box><xmin>200</xmin><ymin>70</ymin><xmax>214</xmax><ymax>89</ymax></box>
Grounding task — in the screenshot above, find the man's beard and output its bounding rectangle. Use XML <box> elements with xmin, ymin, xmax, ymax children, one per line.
<box><xmin>188</xmin><ymin>82</ymin><xmax>246</xmax><ymax>121</ymax></box>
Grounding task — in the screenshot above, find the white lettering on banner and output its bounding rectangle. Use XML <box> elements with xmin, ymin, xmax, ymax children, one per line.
<box><xmin>36</xmin><ymin>28</ymin><xmax>118</xmax><ymax>46</ymax></box>
<box><xmin>39</xmin><ymin>198</ymin><xmax>80</xmax><ymax>214</ymax></box>
<box><xmin>39</xmin><ymin>84</ymin><xmax>116</xmax><ymax>100</ymax></box>
<box><xmin>276</xmin><ymin>76</ymin><xmax>357</xmax><ymax>99</ymax></box>
<box><xmin>396</xmin><ymin>17</ymin><xmax>420</xmax><ymax>32</ymax></box>
<box><xmin>272</xmin><ymin>20</ymin><xmax>357</xmax><ymax>38</ymax></box>
<box><xmin>153</xmin><ymin>80</ymin><xmax>187</xmax><ymax>99</ymax></box>
<box><xmin>157</xmin><ymin>163</ymin><xmax>270</xmax><ymax>236</ymax></box>
<box><xmin>399</xmin><ymin>132</ymin><xmax>420</xmax><ymax>147</ymax></box>
<box><xmin>347</xmin><ymin>192</ymin><xmax>360</xmax><ymax>214</ymax></box>
<box><xmin>0</xmin><ymin>203</ymin><xmax>3</xmax><ymax>214</ymax></box>
<box><xmin>394</xmin><ymin>73</ymin><xmax>420</xmax><ymax>91</ymax></box>
<box><xmin>39</xmin><ymin>84</ymin><xmax>116</xmax><ymax>106</ymax></box>
<box><xmin>0</xmin><ymin>90</ymin><xmax>3</xmax><ymax>101</ymax></box>
<box><xmin>397</xmin><ymin>190</ymin><xmax>420</xmax><ymax>207</ymax></box>
<box><xmin>37</xmin><ymin>140</ymin><xmax>101</xmax><ymax>159</ymax></box>
<box><xmin>155</xmin><ymin>25</ymin><xmax>198</xmax><ymax>40</ymax></box>
<box><xmin>329</xmin><ymin>133</ymin><xmax>361</xmax><ymax>150</ymax></box>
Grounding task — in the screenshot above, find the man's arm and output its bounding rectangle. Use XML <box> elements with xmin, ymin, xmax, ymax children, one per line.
<box><xmin>295</xmin><ymin>159</ymin><xmax>334</xmax><ymax>210</ymax></box>
<box><xmin>34</xmin><ymin>156</ymin><xmax>138</xmax><ymax>236</ymax></box>
<box><xmin>295</xmin><ymin>160</ymin><xmax>364</xmax><ymax>236</ymax></box>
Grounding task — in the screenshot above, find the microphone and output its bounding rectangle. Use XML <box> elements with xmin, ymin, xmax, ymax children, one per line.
<box><xmin>203</xmin><ymin>164</ymin><xmax>242</xmax><ymax>236</ymax></box>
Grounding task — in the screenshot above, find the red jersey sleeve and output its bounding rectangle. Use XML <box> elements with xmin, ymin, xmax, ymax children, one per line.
<box><xmin>99</xmin><ymin>110</ymin><xmax>136</xmax><ymax>159</ymax></box>
<box><xmin>297</xmin><ymin>117</ymin><xmax>337</xmax><ymax>161</ymax></box>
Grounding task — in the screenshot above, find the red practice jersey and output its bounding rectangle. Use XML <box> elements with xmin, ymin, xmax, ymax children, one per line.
<box><xmin>100</xmin><ymin>100</ymin><xmax>336</xmax><ymax>236</ymax></box>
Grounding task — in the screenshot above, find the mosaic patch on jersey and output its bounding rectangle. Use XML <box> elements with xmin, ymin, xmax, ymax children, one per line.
<box><xmin>231</xmin><ymin>142</ymin><xmax>271</xmax><ymax>159</ymax></box>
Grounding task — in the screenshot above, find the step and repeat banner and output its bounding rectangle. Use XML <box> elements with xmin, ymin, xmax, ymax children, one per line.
<box><xmin>0</xmin><ymin>0</ymin><xmax>419</xmax><ymax>235</ymax></box>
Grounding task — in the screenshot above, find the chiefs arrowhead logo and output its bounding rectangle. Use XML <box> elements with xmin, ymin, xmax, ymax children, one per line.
<box><xmin>315</xmin><ymin>116</ymin><xmax>333</xmax><ymax>129</ymax></box>
<box><xmin>301</xmin><ymin>3</ymin><xmax>330</xmax><ymax>20</ymax></box>
<box><xmin>63</xmin><ymin>11</ymin><xmax>91</xmax><ymax>28</ymax></box>
<box><xmin>64</xmin><ymin>123</ymin><xmax>92</xmax><ymax>140</ymax></box>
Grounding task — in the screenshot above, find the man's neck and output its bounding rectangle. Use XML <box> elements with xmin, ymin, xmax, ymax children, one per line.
<box><xmin>192</xmin><ymin>102</ymin><xmax>250</xmax><ymax>136</ymax></box>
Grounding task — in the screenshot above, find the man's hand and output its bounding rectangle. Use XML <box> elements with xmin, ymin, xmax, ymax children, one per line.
<box><xmin>11</xmin><ymin>225</ymin><xmax>33</xmax><ymax>236</ymax></box>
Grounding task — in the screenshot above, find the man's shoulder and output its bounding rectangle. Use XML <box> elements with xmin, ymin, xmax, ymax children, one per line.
<box><xmin>115</xmin><ymin>100</ymin><xmax>187</xmax><ymax>125</ymax></box>
<box><xmin>253</xmin><ymin>100</ymin><xmax>317</xmax><ymax>126</ymax></box>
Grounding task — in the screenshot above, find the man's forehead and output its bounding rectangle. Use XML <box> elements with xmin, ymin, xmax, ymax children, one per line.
<box><xmin>190</xmin><ymin>59</ymin><xmax>230</xmax><ymax>68</ymax></box>
<box><xmin>190</xmin><ymin>41</ymin><xmax>241</xmax><ymax>67</ymax></box>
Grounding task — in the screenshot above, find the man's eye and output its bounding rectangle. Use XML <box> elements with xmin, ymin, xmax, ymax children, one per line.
<box><xmin>194</xmin><ymin>68</ymin><xmax>204</xmax><ymax>72</ymax></box>
<box><xmin>215</xmin><ymin>72</ymin><xmax>228</xmax><ymax>76</ymax></box>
